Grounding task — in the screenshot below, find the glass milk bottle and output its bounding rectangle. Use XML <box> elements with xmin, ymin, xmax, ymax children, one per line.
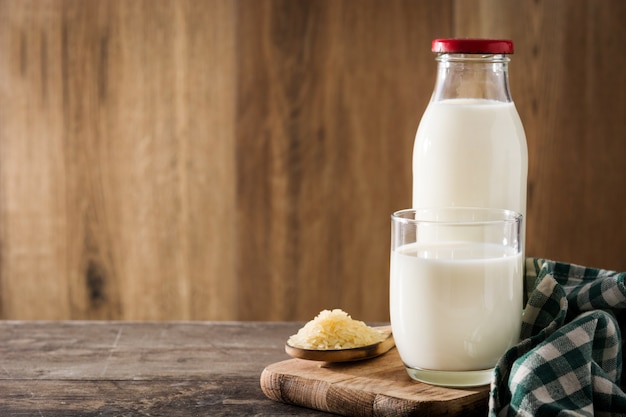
<box><xmin>412</xmin><ymin>38</ymin><xmax>528</xmax><ymax>247</ymax></box>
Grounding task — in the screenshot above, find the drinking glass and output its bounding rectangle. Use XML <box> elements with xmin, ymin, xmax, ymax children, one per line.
<box><xmin>390</xmin><ymin>207</ymin><xmax>523</xmax><ymax>387</ymax></box>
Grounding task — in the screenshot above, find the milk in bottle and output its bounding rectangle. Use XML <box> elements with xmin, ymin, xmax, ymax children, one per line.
<box><xmin>412</xmin><ymin>39</ymin><xmax>528</xmax><ymax>230</ymax></box>
<box><xmin>393</xmin><ymin>39</ymin><xmax>528</xmax><ymax>387</ymax></box>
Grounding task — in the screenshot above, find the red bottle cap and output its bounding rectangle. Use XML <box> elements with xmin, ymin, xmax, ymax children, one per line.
<box><xmin>432</xmin><ymin>38</ymin><xmax>514</xmax><ymax>54</ymax></box>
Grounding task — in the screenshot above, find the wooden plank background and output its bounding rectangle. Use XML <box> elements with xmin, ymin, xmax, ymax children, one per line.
<box><xmin>0</xmin><ymin>0</ymin><xmax>624</xmax><ymax>321</ymax></box>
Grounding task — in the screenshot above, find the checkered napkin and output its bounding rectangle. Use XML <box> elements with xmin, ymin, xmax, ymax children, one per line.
<box><xmin>489</xmin><ymin>258</ymin><xmax>626</xmax><ymax>416</ymax></box>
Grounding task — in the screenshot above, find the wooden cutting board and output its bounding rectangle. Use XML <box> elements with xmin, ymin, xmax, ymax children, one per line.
<box><xmin>260</xmin><ymin>348</ymin><xmax>490</xmax><ymax>416</ymax></box>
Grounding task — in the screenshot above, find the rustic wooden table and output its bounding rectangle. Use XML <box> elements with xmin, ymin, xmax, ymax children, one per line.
<box><xmin>0</xmin><ymin>321</ymin><xmax>336</xmax><ymax>416</ymax></box>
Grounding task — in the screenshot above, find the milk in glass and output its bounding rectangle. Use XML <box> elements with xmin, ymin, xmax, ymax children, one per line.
<box><xmin>390</xmin><ymin>241</ymin><xmax>523</xmax><ymax>372</ymax></box>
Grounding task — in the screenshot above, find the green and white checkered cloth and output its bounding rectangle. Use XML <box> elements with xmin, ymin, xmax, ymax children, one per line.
<box><xmin>489</xmin><ymin>258</ymin><xmax>626</xmax><ymax>416</ymax></box>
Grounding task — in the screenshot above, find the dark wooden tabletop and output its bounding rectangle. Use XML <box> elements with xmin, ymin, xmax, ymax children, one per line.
<box><xmin>0</xmin><ymin>321</ymin><xmax>337</xmax><ymax>416</ymax></box>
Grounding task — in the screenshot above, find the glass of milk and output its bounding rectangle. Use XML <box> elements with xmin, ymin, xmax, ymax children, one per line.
<box><xmin>389</xmin><ymin>207</ymin><xmax>523</xmax><ymax>387</ymax></box>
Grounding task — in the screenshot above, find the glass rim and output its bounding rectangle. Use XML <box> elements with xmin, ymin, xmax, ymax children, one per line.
<box><xmin>391</xmin><ymin>207</ymin><xmax>522</xmax><ymax>226</ymax></box>
<box><xmin>435</xmin><ymin>53</ymin><xmax>511</xmax><ymax>64</ymax></box>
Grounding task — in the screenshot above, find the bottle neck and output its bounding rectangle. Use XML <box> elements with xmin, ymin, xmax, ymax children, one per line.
<box><xmin>431</xmin><ymin>53</ymin><xmax>513</xmax><ymax>103</ymax></box>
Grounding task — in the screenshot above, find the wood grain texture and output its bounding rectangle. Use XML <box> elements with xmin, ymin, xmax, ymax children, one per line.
<box><xmin>0</xmin><ymin>0</ymin><xmax>625</xmax><ymax>321</ymax></box>
<box><xmin>0</xmin><ymin>321</ymin><xmax>331</xmax><ymax>416</ymax></box>
<box><xmin>235</xmin><ymin>0</ymin><xmax>448</xmax><ymax>321</ymax></box>
<box><xmin>0</xmin><ymin>0</ymin><xmax>237</xmax><ymax>320</ymax></box>
<box><xmin>0</xmin><ymin>0</ymin><xmax>71</xmax><ymax>319</ymax></box>
<box><xmin>261</xmin><ymin>348</ymin><xmax>489</xmax><ymax>416</ymax></box>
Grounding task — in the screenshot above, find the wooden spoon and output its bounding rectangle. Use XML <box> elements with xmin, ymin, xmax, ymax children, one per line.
<box><xmin>285</xmin><ymin>325</ymin><xmax>395</xmax><ymax>362</ymax></box>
